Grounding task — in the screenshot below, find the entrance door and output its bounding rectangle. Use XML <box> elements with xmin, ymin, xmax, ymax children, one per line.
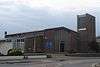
<box><xmin>60</xmin><ymin>42</ymin><xmax>64</xmax><ymax>52</ymax></box>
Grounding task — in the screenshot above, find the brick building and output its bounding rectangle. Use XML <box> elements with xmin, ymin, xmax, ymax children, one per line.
<box><xmin>0</xmin><ymin>13</ymin><xmax>97</xmax><ymax>54</ymax></box>
<box><xmin>5</xmin><ymin>27</ymin><xmax>78</xmax><ymax>54</ymax></box>
<box><xmin>77</xmin><ymin>13</ymin><xmax>96</xmax><ymax>52</ymax></box>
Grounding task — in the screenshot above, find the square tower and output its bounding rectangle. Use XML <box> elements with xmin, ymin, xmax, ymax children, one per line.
<box><xmin>77</xmin><ymin>13</ymin><xmax>96</xmax><ymax>52</ymax></box>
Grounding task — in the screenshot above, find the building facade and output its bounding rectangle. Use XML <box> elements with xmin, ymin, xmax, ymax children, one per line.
<box><xmin>77</xmin><ymin>13</ymin><xmax>96</xmax><ymax>52</ymax></box>
<box><xmin>0</xmin><ymin>13</ymin><xmax>97</xmax><ymax>54</ymax></box>
<box><xmin>5</xmin><ymin>27</ymin><xmax>78</xmax><ymax>54</ymax></box>
<box><xmin>0</xmin><ymin>39</ymin><xmax>13</xmax><ymax>55</ymax></box>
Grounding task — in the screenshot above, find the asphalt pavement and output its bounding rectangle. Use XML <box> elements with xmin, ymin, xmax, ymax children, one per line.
<box><xmin>0</xmin><ymin>57</ymin><xmax>100</xmax><ymax>67</ymax></box>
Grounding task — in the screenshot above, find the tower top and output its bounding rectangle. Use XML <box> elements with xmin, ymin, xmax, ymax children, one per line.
<box><xmin>77</xmin><ymin>13</ymin><xmax>95</xmax><ymax>18</ymax></box>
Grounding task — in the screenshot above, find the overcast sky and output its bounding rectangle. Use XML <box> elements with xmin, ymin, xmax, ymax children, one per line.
<box><xmin>0</xmin><ymin>0</ymin><xmax>100</xmax><ymax>38</ymax></box>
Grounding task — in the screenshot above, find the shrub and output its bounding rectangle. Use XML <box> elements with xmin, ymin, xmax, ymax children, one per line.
<box><xmin>47</xmin><ymin>55</ymin><xmax>52</xmax><ymax>58</ymax></box>
<box><xmin>0</xmin><ymin>52</ymin><xmax>4</xmax><ymax>56</ymax></box>
<box><xmin>7</xmin><ymin>48</ymin><xmax>23</xmax><ymax>56</ymax></box>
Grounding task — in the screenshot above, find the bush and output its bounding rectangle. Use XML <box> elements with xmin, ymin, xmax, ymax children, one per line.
<box><xmin>0</xmin><ymin>52</ymin><xmax>4</xmax><ymax>56</ymax></box>
<box><xmin>47</xmin><ymin>55</ymin><xmax>52</xmax><ymax>58</ymax></box>
<box><xmin>7</xmin><ymin>48</ymin><xmax>23</xmax><ymax>56</ymax></box>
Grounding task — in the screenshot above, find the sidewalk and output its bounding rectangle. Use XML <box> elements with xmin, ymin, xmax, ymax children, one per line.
<box><xmin>0</xmin><ymin>55</ymin><xmax>47</xmax><ymax>60</ymax></box>
<box><xmin>0</xmin><ymin>58</ymin><xmax>54</xmax><ymax>64</ymax></box>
